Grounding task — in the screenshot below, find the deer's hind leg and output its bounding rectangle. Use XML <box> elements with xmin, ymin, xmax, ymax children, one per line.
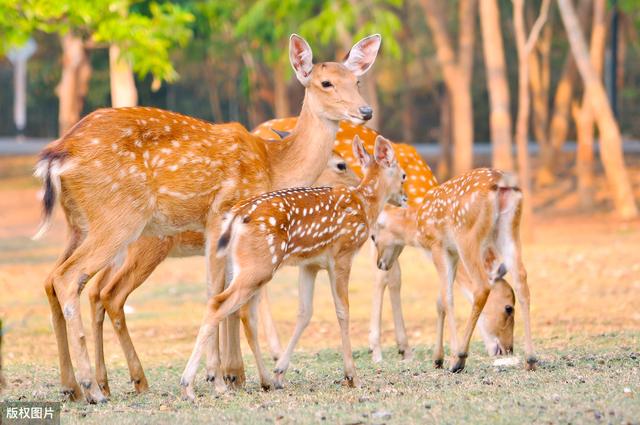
<box><xmin>181</xmin><ymin>262</ymin><xmax>272</xmax><ymax>400</ymax></box>
<box><xmin>99</xmin><ymin>236</ymin><xmax>172</xmax><ymax>393</ymax></box>
<box><xmin>88</xmin><ymin>264</ymin><xmax>119</xmax><ymax>396</ymax></box>
<box><xmin>497</xmin><ymin>196</ymin><xmax>536</xmax><ymax>370</ymax></box>
<box><xmin>44</xmin><ymin>226</ymin><xmax>83</xmax><ymax>401</ymax></box>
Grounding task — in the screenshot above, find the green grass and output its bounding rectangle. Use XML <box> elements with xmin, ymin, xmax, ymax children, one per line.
<box><xmin>2</xmin><ymin>332</ymin><xmax>638</xmax><ymax>424</ymax></box>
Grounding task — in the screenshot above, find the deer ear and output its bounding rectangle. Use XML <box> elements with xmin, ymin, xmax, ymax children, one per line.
<box><xmin>352</xmin><ymin>135</ymin><xmax>371</xmax><ymax>168</ymax></box>
<box><xmin>343</xmin><ymin>34</ymin><xmax>381</xmax><ymax>76</ymax></box>
<box><xmin>289</xmin><ymin>34</ymin><xmax>314</xmax><ymax>86</ymax></box>
<box><xmin>373</xmin><ymin>135</ymin><xmax>395</xmax><ymax>168</ymax></box>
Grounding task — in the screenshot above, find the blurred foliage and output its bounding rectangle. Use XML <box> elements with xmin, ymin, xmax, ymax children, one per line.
<box><xmin>1</xmin><ymin>0</ymin><xmax>640</xmax><ymax>141</ymax></box>
<box><xmin>0</xmin><ymin>0</ymin><xmax>193</xmax><ymax>82</ymax></box>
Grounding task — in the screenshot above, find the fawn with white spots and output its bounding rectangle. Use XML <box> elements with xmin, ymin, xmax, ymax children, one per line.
<box><xmin>261</xmin><ymin>119</ymin><xmax>518</xmax><ymax>363</ymax></box>
<box><xmin>410</xmin><ymin>168</ymin><xmax>536</xmax><ymax>372</ymax></box>
<box><xmin>371</xmin><ymin>206</ymin><xmax>516</xmax><ymax>360</ymax></box>
<box><xmin>85</xmin><ymin>150</ymin><xmax>359</xmax><ymax>396</ymax></box>
<box><xmin>179</xmin><ymin>135</ymin><xmax>407</xmax><ymax>400</ymax></box>
<box><xmin>34</xmin><ymin>33</ymin><xmax>381</xmax><ymax>403</ymax></box>
<box><xmin>253</xmin><ymin>117</ymin><xmax>439</xmax><ymax>362</ymax></box>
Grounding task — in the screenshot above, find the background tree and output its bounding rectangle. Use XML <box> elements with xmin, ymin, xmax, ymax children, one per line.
<box><xmin>558</xmin><ymin>0</ymin><xmax>638</xmax><ymax>219</ymax></box>
<box><xmin>420</xmin><ymin>0</ymin><xmax>477</xmax><ymax>176</ymax></box>
<box><xmin>1</xmin><ymin>0</ymin><xmax>193</xmax><ymax>133</ymax></box>
<box><xmin>513</xmin><ymin>0</ymin><xmax>551</xmax><ymax>236</ymax></box>
<box><xmin>480</xmin><ymin>0</ymin><xmax>514</xmax><ymax>171</ymax></box>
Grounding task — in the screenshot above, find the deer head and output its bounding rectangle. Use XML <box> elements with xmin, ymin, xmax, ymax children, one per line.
<box><xmin>290</xmin><ymin>34</ymin><xmax>381</xmax><ymax>124</ymax></box>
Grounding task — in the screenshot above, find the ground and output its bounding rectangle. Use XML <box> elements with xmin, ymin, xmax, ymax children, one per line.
<box><xmin>0</xmin><ymin>153</ymin><xmax>639</xmax><ymax>424</ymax></box>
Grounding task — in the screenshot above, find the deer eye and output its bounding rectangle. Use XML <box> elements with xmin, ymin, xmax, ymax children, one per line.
<box><xmin>402</xmin><ymin>173</ymin><xmax>407</xmax><ymax>182</ymax></box>
<box><xmin>337</xmin><ymin>163</ymin><xmax>347</xmax><ymax>171</ymax></box>
<box><xmin>321</xmin><ymin>81</ymin><xmax>333</xmax><ymax>88</ymax></box>
<box><xmin>371</xmin><ymin>234</ymin><xmax>376</xmax><ymax>242</ymax></box>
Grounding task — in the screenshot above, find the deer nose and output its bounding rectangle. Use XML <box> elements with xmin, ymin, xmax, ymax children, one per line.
<box><xmin>359</xmin><ymin>106</ymin><xmax>373</xmax><ymax>121</ymax></box>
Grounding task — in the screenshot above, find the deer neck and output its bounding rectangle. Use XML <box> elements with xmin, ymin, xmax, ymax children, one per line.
<box><xmin>355</xmin><ymin>168</ymin><xmax>387</xmax><ymax>225</ymax></box>
<box><xmin>267</xmin><ymin>93</ymin><xmax>338</xmax><ymax>190</ymax></box>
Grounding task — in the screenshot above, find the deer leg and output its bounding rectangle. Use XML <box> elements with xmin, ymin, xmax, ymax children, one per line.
<box><xmin>202</xmin><ymin>253</ymin><xmax>228</xmax><ymax>393</ymax></box>
<box><xmin>368</xmin><ymin>264</ymin><xmax>387</xmax><ymax>364</ymax></box>
<box><xmin>222</xmin><ymin>314</ymin><xmax>245</xmax><ymax>388</ymax></box>
<box><xmin>239</xmin><ymin>296</ymin><xmax>272</xmax><ymax>390</ymax></box>
<box><xmin>434</xmin><ymin>294</ymin><xmax>446</xmax><ymax>368</ymax></box>
<box><xmin>497</xmin><ymin>197</ymin><xmax>536</xmax><ymax>370</ymax></box>
<box><xmin>44</xmin><ymin>229</ymin><xmax>83</xmax><ymax>401</ymax></box>
<box><xmin>452</xmin><ymin>242</ymin><xmax>491</xmax><ymax>373</ymax></box>
<box><xmin>258</xmin><ymin>287</ymin><xmax>283</xmax><ymax>361</ymax></box>
<box><xmin>387</xmin><ymin>260</ymin><xmax>411</xmax><ymax>360</ymax></box>
<box><xmin>273</xmin><ymin>265</ymin><xmax>318</xmax><ymax>389</ymax></box>
<box><xmin>53</xmin><ymin>227</ymin><xmax>141</xmax><ymax>404</ymax></box>
<box><xmin>88</xmin><ymin>266</ymin><xmax>117</xmax><ymax>397</ymax></box>
<box><xmin>100</xmin><ymin>237</ymin><xmax>171</xmax><ymax>393</ymax></box>
<box><xmin>431</xmin><ymin>245</ymin><xmax>458</xmax><ymax>369</ymax></box>
<box><xmin>329</xmin><ymin>257</ymin><xmax>359</xmax><ymax>388</ymax></box>
<box><xmin>181</xmin><ymin>269</ymin><xmax>268</xmax><ymax>401</ymax></box>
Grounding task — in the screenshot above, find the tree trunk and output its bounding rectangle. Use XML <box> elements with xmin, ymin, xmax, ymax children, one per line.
<box><xmin>204</xmin><ymin>57</ymin><xmax>224</xmax><ymax>122</ymax></box>
<box><xmin>109</xmin><ymin>44</ymin><xmax>138</xmax><ymax>107</ymax></box>
<box><xmin>480</xmin><ymin>0</ymin><xmax>514</xmax><ymax>171</ymax></box>
<box><xmin>421</xmin><ymin>0</ymin><xmax>476</xmax><ymax>175</ymax></box>
<box><xmin>541</xmin><ymin>0</ymin><xmax>592</xmax><ymax>183</ymax></box>
<box><xmin>513</xmin><ymin>0</ymin><xmax>550</xmax><ymax>238</ymax></box>
<box><xmin>575</xmin><ymin>0</ymin><xmax>607</xmax><ymax>209</ymax></box>
<box><xmin>529</xmin><ymin>24</ymin><xmax>552</xmax><ymax>155</ymax></box>
<box><xmin>558</xmin><ymin>0</ymin><xmax>638</xmax><ymax>218</ymax></box>
<box><xmin>273</xmin><ymin>60</ymin><xmax>290</xmax><ymax>118</ymax></box>
<box><xmin>57</xmin><ymin>33</ymin><xmax>91</xmax><ymax>135</ymax></box>
<box><xmin>437</xmin><ymin>84</ymin><xmax>452</xmax><ymax>181</ymax></box>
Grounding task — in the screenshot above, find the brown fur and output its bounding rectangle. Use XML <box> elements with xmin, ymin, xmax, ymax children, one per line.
<box><xmin>36</xmin><ymin>33</ymin><xmax>381</xmax><ymax>403</ymax></box>
<box><xmin>178</xmin><ymin>135</ymin><xmax>405</xmax><ymax>399</ymax></box>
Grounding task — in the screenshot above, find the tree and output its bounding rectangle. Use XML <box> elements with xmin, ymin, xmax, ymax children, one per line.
<box><xmin>513</xmin><ymin>0</ymin><xmax>551</xmax><ymax>236</ymax></box>
<box><xmin>420</xmin><ymin>0</ymin><xmax>476</xmax><ymax>176</ymax></box>
<box><xmin>1</xmin><ymin>0</ymin><xmax>193</xmax><ymax>134</ymax></box>
<box><xmin>558</xmin><ymin>0</ymin><xmax>638</xmax><ymax>219</ymax></box>
<box><xmin>573</xmin><ymin>0</ymin><xmax>607</xmax><ymax>208</ymax></box>
<box><xmin>480</xmin><ymin>0</ymin><xmax>514</xmax><ymax>171</ymax></box>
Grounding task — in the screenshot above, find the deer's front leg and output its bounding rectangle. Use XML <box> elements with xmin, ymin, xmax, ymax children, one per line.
<box><xmin>369</xmin><ymin>262</ymin><xmax>387</xmax><ymax>363</ymax></box>
<box><xmin>273</xmin><ymin>265</ymin><xmax>318</xmax><ymax>389</ymax></box>
<box><xmin>387</xmin><ymin>260</ymin><xmax>412</xmax><ymax>360</ymax></box>
<box><xmin>329</xmin><ymin>257</ymin><xmax>359</xmax><ymax>388</ymax></box>
<box><xmin>431</xmin><ymin>244</ymin><xmax>458</xmax><ymax>370</ymax></box>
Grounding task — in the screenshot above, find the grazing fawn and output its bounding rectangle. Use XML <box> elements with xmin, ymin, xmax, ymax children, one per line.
<box><xmin>371</xmin><ymin>205</ymin><xmax>516</xmax><ymax>359</ymax></box>
<box><xmin>86</xmin><ymin>151</ymin><xmax>359</xmax><ymax>396</ymax></box>
<box><xmin>34</xmin><ymin>33</ymin><xmax>381</xmax><ymax>403</ymax></box>
<box><xmin>179</xmin><ymin>135</ymin><xmax>407</xmax><ymax>400</ymax></box>
<box><xmin>413</xmin><ymin>168</ymin><xmax>536</xmax><ymax>372</ymax></box>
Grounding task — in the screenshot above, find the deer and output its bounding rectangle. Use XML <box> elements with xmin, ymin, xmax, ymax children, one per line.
<box><xmin>86</xmin><ymin>150</ymin><xmax>359</xmax><ymax>396</ymax></box>
<box><xmin>33</xmin><ymin>33</ymin><xmax>381</xmax><ymax>403</ymax></box>
<box><xmin>371</xmin><ymin>205</ymin><xmax>516</xmax><ymax>360</ymax></box>
<box><xmin>179</xmin><ymin>135</ymin><xmax>407</xmax><ymax>400</ymax></box>
<box><xmin>252</xmin><ymin>118</ymin><xmax>438</xmax><ymax>361</ymax></box>
<box><xmin>256</xmin><ymin>118</ymin><xmax>520</xmax><ymax>364</ymax></box>
<box><xmin>408</xmin><ymin>168</ymin><xmax>536</xmax><ymax>372</ymax></box>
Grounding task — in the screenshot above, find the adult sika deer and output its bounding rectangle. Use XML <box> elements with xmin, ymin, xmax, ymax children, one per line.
<box><xmin>34</xmin><ymin>33</ymin><xmax>381</xmax><ymax>403</ymax></box>
<box><xmin>179</xmin><ymin>135</ymin><xmax>407</xmax><ymax>400</ymax></box>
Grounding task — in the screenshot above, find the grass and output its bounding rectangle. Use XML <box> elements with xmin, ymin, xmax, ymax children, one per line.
<box><xmin>1</xmin><ymin>155</ymin><xmax>639</xmax><ymax>424</ymax></box>
<box><xmin>2</xmin><ymin>332</ymin><xmax>639</xmax><ymax>424</ymax></box>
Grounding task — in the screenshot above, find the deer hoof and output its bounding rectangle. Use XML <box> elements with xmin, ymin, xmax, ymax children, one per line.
<box><xmin>525</xmin><ymin>356</ymin><xmax>538</xmax><ymax>371</ymax></box>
